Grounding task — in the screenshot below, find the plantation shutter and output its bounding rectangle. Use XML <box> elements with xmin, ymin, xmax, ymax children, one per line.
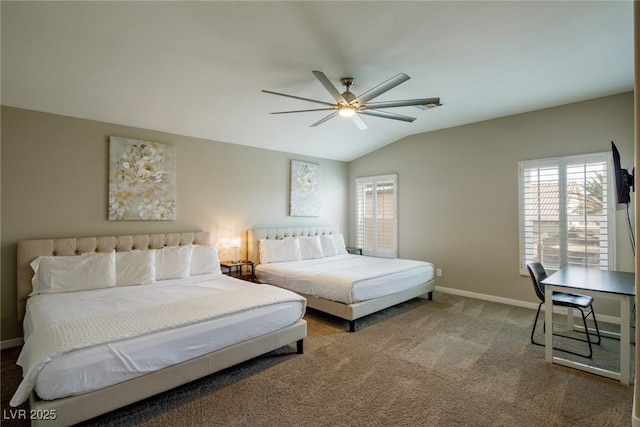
<box><xmin>356</xmin><ymin>174</ymin><xmax>397</xmax><ymax>258</ymax></box>
<box><xmin>520</xmin><ymin>160</ymin><xmax>562</xmax><ymax>271</ymax></box>
<box><xmin>519</xmin><ymin>153</ymin><xmax>613</xmax><ymax>274</ymax></box>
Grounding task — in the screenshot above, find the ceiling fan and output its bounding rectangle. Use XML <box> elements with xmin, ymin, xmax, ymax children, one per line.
<box><xmin>262</xmin><ymin>70</ymin><xmax>441</xmax><ymax>130</ymax></box>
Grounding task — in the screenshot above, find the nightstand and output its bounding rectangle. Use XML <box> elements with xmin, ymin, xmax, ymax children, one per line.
<box><xmin>346</xmin><ymin>247</ymin><xmax>363</xmax><ymax>255</ymax></box>
<box><xmin>221</xmin><ymin>260</ymin><xmax>255</xmax><ymax>282</ymax></box>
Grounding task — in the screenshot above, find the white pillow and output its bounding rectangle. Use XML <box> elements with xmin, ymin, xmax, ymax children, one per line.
<box><xmin>116</xmin><ymin>250</ymin><xmax>156</xmax><ymax>286</ymax></box>
<box><xmin>155</xmin><ymin>245</ymin><xmax>193</xmax><ymax>280</ymax></box>
<box><xmin>319</xmin><ymin>234</ymin><xmax>337</xmax><ymax>257</ymax></box>
<box><xmin>299</xmin><ymin>235</ymin><xmax>324</xmax><ymax>260</ymax></box>
<box><xmin>190</xmin><ymin>244</ymin><xmax>222</xmax><ymax>275</ymax></box>
<box><xmin>30</xmin><ymin>251</ymin><xmax>116</xmax><ymax>295</ymax></box>
<box><xmin>259</xmin><ymin>237</ymin><xmax>302</xmax><ymax>264</ymax></box>
<box><xmin>334</xmin><ymin>233</ymin><xmax>348</xmax><ymax>255</ymax></box>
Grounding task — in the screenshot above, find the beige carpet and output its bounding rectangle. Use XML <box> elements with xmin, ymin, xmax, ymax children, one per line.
<box><xmin>1</xmin><ymin>292</ymin><xmax>634</xmax><ymax>426</ymax></box>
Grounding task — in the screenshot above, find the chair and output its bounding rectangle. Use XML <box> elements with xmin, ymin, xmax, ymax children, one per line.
<box><xmin>526</xmin><ymin>262</ymin><xmax>601</xmax><ymax>358</ymax></box>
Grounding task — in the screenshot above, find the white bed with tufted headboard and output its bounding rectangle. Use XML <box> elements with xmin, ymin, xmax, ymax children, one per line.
<box><xmin>248</xmin><ymin>227</ymin><xmax>435</xmax><ymax>332</ymax></box>
<box><xmin>13</xmin><ymin>231</ymin><xmax>307</xmax><ymax>427</ymax></box>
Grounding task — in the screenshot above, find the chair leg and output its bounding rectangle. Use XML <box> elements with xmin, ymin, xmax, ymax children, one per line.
<box><xmin>587</xmin><ymin>305</ymin><xmax>602</xmax><ymax>345</ymax></box>
<box><xmin>568</xmin><ymin>305</ymin><xmax>601</xmax><ymax>344</ymax></box>
<box><xmin>578</xmin><ymin>307</ymin><xmax>594</xmax><ymax>358</ymax></box>
<box><xmin>530</xmin><ymin>302</ymin><xmax>598</xmax><ymax>358</ymax></box>
<box><xmin>549</xmin><ymin>307</ymin><xmax>595</xmax><ymax>358</ymax></box>
<box><xmin>531</xmin><ymin>302</ymin><xmax>544</xmax><ymax>346</ymax></box>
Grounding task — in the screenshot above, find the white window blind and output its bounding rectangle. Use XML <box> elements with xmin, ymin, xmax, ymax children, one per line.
<box><xmin>356</xmin><ymin>174</ymin><xmax>397</xmax><ymax>258</ymax></box>
<box><xmin>518</xmin><ymin>152</ymin><xmax>614</xmax><ymax>274</ymax></box>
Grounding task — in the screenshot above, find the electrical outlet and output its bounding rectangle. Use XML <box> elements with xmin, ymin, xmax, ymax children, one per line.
<box><xmin>436</xmin><ymin>268</ymin><xmax>442</xmax><ymax>277</ymax></box>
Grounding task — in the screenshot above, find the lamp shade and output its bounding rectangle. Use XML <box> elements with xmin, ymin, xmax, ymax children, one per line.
<box><xmin>230</xmin><ymin>238</ymin><xmax>241</xmax><ymax>248</ymax></box>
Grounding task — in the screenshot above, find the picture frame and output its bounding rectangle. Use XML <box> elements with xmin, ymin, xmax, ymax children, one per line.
<box><xmin>289</xmin><ymin>160</ymin><xmax>321</xmax><ymax>217</ymax></box>
<box><xmin>108</xmin><ymin>136</ymin><xmax>176</xmax><ymax>220</ymax></box>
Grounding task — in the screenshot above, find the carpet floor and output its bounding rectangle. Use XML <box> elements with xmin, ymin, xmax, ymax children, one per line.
<box><xmin>1</xmin><ymin>292</ymin><xmax>634</xmax><ymax>426</ymax></box>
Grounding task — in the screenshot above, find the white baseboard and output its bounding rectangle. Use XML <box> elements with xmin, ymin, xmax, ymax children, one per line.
<box><xmin>435</xmin><ymin>286</ymin><xmax>622</xmax><ymax>326</ymax></box>
<box><xmin>1</xmin><ymin>337</ymin><xmax>23</xmax><ymax>350</ymax></box>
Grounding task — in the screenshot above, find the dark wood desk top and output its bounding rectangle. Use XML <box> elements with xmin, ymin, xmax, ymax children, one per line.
<box><xmin>541</xmin><ymin>266</ymin><xmax>635</xmax><ymax>296</ymax></box>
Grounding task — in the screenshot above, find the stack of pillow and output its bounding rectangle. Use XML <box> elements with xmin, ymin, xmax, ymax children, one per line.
<box><xmin>259</xmin><ymin>233</ymin><xmax>348</xmax><ymax>264</ymax></box>
<box><xmin>29</xmin><ymin>244</ymin><xmax>222</xmax><ymax>296</ymax></box>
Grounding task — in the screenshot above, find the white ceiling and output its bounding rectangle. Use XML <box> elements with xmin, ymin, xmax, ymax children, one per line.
<box><xmin>1</xmin><ymin>1</ymin><xmax>634</xmax><ymax>162</ymax></box>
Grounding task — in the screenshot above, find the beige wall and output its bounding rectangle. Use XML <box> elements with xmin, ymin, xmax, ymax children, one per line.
<box><xmin>0</xmin><ymin>106</ymin><xmax>349</xmax><ymax>341</ymax></box>
<box><xmin>349</xmin><ymin>92</ymin><xmax>635</xmax><ymax>313</ymax></box>
<box><xmin>1</xmin><ymin>93</ymin><xmax>634</xmax><ymax>341</ymax></box>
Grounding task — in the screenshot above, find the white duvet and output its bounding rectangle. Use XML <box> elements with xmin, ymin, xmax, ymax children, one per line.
<box><xmin>256</xmin><ymin>254</ymin><xmax>434</xmax><ymax>304</ymax></box>
<box><xmin>11</xmin><ymin>274</ymin><xmax>306</xmax><ymax>405</ymax></box>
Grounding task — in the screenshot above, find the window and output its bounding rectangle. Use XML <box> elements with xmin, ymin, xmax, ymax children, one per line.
<box><xmin>355</xmin><ymin>174</ymin><xmax>397</xmax><ymax>258</ymax></box>
<box><xmin>519</xmin><ymin>152</ymin><xmax>614</xmax><ymax>274</ymax></box>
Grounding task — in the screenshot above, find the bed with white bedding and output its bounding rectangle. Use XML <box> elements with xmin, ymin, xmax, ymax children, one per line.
<box><xmin>12</xmin><ymin>232</ymin><xmax>307</xmax><ymax>427</ymax></box>
<box><xmin>248</xmin><ymin>227</ymin><xmax>435</xmax><ymax>332</ymax></box>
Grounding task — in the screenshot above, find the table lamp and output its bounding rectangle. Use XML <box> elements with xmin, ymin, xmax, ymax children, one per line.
<box><xmin>230</xmin><ymin>237</ymin><xmax>241</xmax><ymax>263</ymax></box>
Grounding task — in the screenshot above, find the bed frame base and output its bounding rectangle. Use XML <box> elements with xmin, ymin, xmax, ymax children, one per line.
<box><xmin>301</xmin><ymin>280</ymin><xmax>435</xmax><ymax>332</ymax></box>
<box><xmin>28</xmin><ymin>319</ymin><xmax>307</xmax><ymax>427</ymax></box>
<box><xmin>348</xmin><ymin>289</ymin><xmax>432</xmax><ymax>332</ymax></box>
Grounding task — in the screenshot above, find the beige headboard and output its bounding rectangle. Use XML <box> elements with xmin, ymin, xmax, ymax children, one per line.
<box><xmin>247</xmin><ymin>226</ymin><xmax>340</xmax><ymax>266</ymax></box>
<box><xmin>16</xmin><ymin>231</ymin><xmax>212</xmax><ymax>321</ymax></box>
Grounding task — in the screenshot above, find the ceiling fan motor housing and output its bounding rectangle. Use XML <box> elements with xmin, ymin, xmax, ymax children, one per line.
<box><xmin>340</xmin><ymin>77</ymin><xmax>355</xmax><ymax>88</ymax></box>
<box><xmin>340</xmin><ymin>78</ymin><xmax>357</xmax><ymax>104</ymax></box>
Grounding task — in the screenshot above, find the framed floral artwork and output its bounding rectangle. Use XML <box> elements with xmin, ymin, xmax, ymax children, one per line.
<box><xmin>290</xmin><ymin>160</ymin><xmax>321</xmax><ymax>217</ymax></box>
<box><xmin>108</xmin><ymin>136</ymin><xmax>176</xmax><ymax>220</ymax></box>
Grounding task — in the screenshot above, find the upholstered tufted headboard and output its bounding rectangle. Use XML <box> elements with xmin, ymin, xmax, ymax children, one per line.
<box><xmin>247</xmin><ymin>226</ymin><xmax>340</xmax><ymax>266</ymax></box>
<box><xmin>16</xmin><ymin>231</ymin><xmax>212</xmax><ymax>321</ymax></box>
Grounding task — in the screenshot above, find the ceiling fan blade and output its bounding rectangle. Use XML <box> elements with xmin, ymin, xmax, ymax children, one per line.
<box><xmin>312</xmin><ymin>71</ymin><xmax>347</xmax><ymax>104</ymax></box>
<box><xmin>364</xmin><ymin>97</ymin><xmax>441</xmax><ymax>110</ymax></box>
<box><xmin>270</xmin><ymin>108</ymin><xmax>336</xmax><ymax>114</ymax></box>
<box><xmin>359</xmin><ymin>109</ymin><xmax>416</xmax><ymax>123</ymax></box>
<box><xmin>351</xmin><ymin>114</ymin><xmax>368</xmax><ymax>130</ymax></box>
<box><xmin>353</xmin><ymin>73</ymin><xmax>410</xmax><ymax>105</ymax></box>
<box><xmin>310</xmin><ymin>111</ymin><xmax>338</xmax><ymax>127</ymax></box>
<box><xmin>414</xmin><ymin>102</ymin><xmax>442</xmax><ymax>111</ymax></box>
<box><xmin>262</xmin><ymin>90</ymin><xmax>335</xmax><ymax>107</ymax></box>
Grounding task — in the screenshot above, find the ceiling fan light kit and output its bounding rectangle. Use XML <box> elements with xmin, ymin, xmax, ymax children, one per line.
<box><xmin>262</xmin><ymin>71</ymin><xmax>441</xmax><ymax>130</ymax></box>
<box><xmin>338</xmin><ymin>107</ymin><xmax>356</xmax><ymax>117</ymax></box>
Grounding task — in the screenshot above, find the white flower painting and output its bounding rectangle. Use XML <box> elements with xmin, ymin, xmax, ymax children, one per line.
<box><xmin>290</xmin><ymin>160</ymin><xmax>321</xmax><ymax>217</ymax></box>
<box><xmin>108</xmin><ymin>137</ymin><xmax>176</xmax><ymax>220</ymax></box>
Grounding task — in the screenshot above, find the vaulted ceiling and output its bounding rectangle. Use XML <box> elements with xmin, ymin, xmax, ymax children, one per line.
<box><xmin>1</xmin><ymin>1</ymin><xmax>634</xmax><ymax>161</ymax></box>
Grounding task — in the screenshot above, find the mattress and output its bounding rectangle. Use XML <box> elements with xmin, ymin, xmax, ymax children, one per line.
<box><xmin>256</xmin><ymin>254</ymin><xmax>434</xmax><ymax>304</ymax></box>
<box><xmin>22</xmin><ymin>273</ymin><xmax>306</xmax><ymax>401</ymax></box>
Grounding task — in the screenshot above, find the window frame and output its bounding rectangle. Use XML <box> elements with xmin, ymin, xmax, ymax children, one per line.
<box><xmin>518</xmin><ymin>152</ymin><xmax>616</xmax><ymax>275</ymax></box>
<box><xmin>355</xmin><ymin>174</ymin><xmax>398</xmax><ymax>258</ymax></box>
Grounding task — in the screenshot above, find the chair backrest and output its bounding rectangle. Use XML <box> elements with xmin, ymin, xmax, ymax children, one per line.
<box><xmin>526</xmin><ymin>262</ymin><xmax>548</xmax><ymax>302</ymax></box>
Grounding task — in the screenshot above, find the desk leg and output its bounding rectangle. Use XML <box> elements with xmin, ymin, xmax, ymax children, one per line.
<box><xmin>544</xmin><ymin>286</ymin><xmax>554</xmax><ymax>363</ymax></box>
<box><xmin>620</xmin><ymin>295</ymin><xmax>631</xmax><ymax>385</ymax></box>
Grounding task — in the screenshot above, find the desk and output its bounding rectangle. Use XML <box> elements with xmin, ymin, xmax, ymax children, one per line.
<box><xmin>541</xmin><ymin>267</ymin><xmax>635</xmax><ymax>384</ymax></box>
